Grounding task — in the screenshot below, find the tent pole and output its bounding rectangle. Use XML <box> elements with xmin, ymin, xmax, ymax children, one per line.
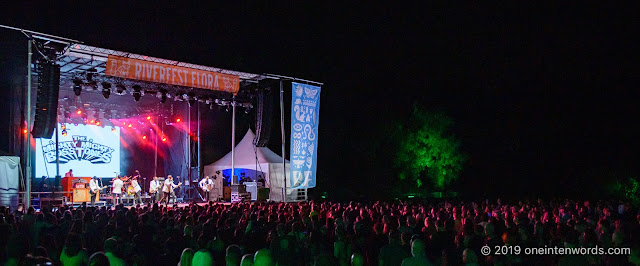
<box><xmin>231</xmin><ymin>96</ymin><xmax>236</xmax><ymax>185</ymax></box>
<box><xmin>280</xmin><ymin>80</ymin><xmax>286</xmax><ymax>203</ymax></box>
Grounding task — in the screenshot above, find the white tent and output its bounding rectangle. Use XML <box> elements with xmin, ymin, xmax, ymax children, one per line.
<box><xmin>203</xmin><ymin>129</ymin><xmax>298</xmax><ymax>202</ymax></box>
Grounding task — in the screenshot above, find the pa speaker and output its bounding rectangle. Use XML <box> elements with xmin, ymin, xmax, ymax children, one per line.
<box><xmin>32</xmin><ymin>63</ymin><xmax>60</xmax><ymax>139</ymax></box>
<box><xmin>254</xmin><ymin>83</ymin><xmax>273</xmax><ymax>147</ymax></box>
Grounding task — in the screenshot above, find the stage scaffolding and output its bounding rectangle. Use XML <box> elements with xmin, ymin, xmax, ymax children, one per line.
<box><xmin>1</xmin><ymin>25</ymin><xmax>322</xmax><ymax>208</ymax></box>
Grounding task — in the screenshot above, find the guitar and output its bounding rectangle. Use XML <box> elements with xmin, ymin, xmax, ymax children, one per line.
<box><xmin>150</xmin><ymin>181</ymin><xmax>159</xmax><ymax>194</ymax></box>
<box><xmin>172</xmin><ymin>182</ymin><xmax>182</xmax><ymax>192</ymax></box>
<box><xmin>90</xmin><ymin>186</ymin><xmax>108</xmax><ymax>195</ymax></box>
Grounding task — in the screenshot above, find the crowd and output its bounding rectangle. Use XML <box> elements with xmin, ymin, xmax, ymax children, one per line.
<box><xmin>0</xmin><ymin>199</ymin><xmax>639</xmax><ymax>265</ymax></box>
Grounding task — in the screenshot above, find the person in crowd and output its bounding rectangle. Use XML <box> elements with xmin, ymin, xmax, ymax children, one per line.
<box><xmin>59</xmin><ymin>232</ymin><xmax>89</xmax><ymax>265</ymax></box>
<box><xmin>179</xmin><ymin>248</ymin><xmax>194</xmax><ymax>266</ymax></box>
<box><xmin>0</xmin><ymin>198</ymin><xmax>638</xmax><ymax>265</ymax></box>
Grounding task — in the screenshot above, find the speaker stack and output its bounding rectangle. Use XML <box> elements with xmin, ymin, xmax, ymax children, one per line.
<box><xmin>31</xmin><ymin>63</ymin><xmax>60</xmax><ymax>139</ymax></box>
<box><xmin>254</xmin><ymin>82</ymin><xmax>273</xmax><ymax>147</ymax></box>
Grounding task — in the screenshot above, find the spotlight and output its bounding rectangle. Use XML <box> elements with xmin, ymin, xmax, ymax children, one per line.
<box><xmin>90</xmin><ymin>119</ymin><xmax>95</xmax><ymax>124</ymax></box>
<box><xmin>61</xmin><ymin>130</ymin><xmax>67</xmax><ymax>136</ymax></box>
<box><xmin>162</xmin><ymin>137</ymin><xmax>167</xmax><ymax>142</ymax></box>
<box><xmin>96</xmin><ymin>121</ymin><xmax>100</xmax><ymax>126</ymax></box>
<box><xmin>101</xmin><ymin>82</ymin><xmax>111</xmax><ymax>99</ymax></box>
<box><xmin>146</xmin><ymin>116</ymin><xmax>151</xmax><ymax>120</ymax></box>
<box><xmin>132</xmin><ymin>85</ymin><xmax>142</xmax><ymax>101</ymax></box>
<box><xmin>128</xmin><ymin>124</ymin><xmax>132</xmax><ymax>128</ymax></box>
<box><xmin>115</xmin><ymin>84</ymin><xmax>126</xmax><ymax>95</ymax></box>
<box><xmin>142</xmin><ymin>135</ymin><xmax>147</xmax><ymax>140</ymax></box>
<box><xmin>176</xmin><ymin>118</ymin><xmax>181</xmax><ymax>123</ymax></box>
<box><xmin>77</xmin><ymin>110</ymin><xmax>82</xmax><ymax>115</ymax></box>
<box><xmin>74</xmin><ymin>123</ymin><xmax>78</xmax><ymax>126</ymax></box>
<box><xmin>61</xmin><ymin>124</ymin><xmax>66</xmax><ymax>130</ymax></box>
<box><xmin>23</xmin><ymin>129</ymin><xmax>27</xmax><ymax>134</ymax></box>
<box><xmin>112</xmin><ymin>127</ymin><xmax>116</xmax><ymax>132</ymax></box>
<box><xmin>73</xmin><ymin>78</ymin><xmax>83</xmax><ymax>96</ymax></box>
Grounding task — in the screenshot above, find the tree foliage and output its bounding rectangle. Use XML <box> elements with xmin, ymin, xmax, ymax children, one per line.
<box><xmin>394</xmin><ymin>106</ymin><xmax>466</xmax><ymax>190</ymax></box>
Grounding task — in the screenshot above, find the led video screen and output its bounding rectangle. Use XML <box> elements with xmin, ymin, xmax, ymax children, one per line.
<box><xmin>35</xmin><ymin>124</ymin><xmax>121</xmax><ymax>178</ymax></box>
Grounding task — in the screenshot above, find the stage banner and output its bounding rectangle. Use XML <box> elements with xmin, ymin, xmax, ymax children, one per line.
<box><xmin>105</xmin><ymin>55</ymin><xmax>240</xmax><ymax>94</ymax></box>
<box><xmin>289</xmin><ymin>82</ymin><xmax>321</xmax><ymax>189</ymax></box>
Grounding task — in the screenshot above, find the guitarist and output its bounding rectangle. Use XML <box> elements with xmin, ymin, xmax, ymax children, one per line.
<box><xmin>160</xmin><ymin>175</ymin><xmax>181</xmax><ymax>205</ymax></box>
<box><xmin>89</xmin><ymin>176</ymin><xmax>101</xmax><ymax>207</ymax></box>
<box><xmin>198</xmin><ymin>176</ymin><xmax>214</xmax><ymax>202</ymax></box>
<box><xmin>149</xmin><ymin>176</ymin><xmax>162</xmax><ymax>203</ymax></box>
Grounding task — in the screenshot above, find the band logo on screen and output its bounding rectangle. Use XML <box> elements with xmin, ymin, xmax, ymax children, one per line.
<box><xmin>41</xmin><ymin>135</ymin><xmax>115</xmax><ymax>164</ymax></box>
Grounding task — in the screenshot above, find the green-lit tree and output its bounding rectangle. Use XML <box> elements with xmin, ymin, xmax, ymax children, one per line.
<box><xmin>394</xmin><ymin>106</ymin><xmax>466</xmax><ymax>190</ymax></box>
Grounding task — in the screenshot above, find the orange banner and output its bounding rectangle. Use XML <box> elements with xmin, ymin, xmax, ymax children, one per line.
<box><xmin>105</xmin><ymin>55</ymin><xmax>239</xmax><ymax>94</ymax></box>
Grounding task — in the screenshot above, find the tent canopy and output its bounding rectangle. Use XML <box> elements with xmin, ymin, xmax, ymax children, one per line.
<box><xmin>210</xmin><ymin>129</ymin><xmax>288</xmax><ymax>167</ymax></box>
<box><xmin>203</xmin><ymin>129</ymin><xmax>295</xmax><ymax>202</ymax></box>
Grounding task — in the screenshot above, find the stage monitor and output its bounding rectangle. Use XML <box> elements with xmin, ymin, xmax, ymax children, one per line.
<box><xmin>35</xmin><ymin>124</ymin><xmax>121</xmax><ymax>178</ymax></box>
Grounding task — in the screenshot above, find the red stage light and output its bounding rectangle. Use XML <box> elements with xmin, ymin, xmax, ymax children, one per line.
<box><xmin>176</xmin><ymin>118</ymin><xmax>181</xmax><ymax>122</ymax></box>
<box><xmin>162</xmin><ymin>137</ymin><xmax>167</xmax><ymax>142</ymax></box>
<box><xmin>23</xmin><ymin>129</ymin><xmax>27</xmax><ymax>134</ymax></box>
<box><xmin>76</xmin><ymin>110</ymin><xmax>82</xmax><ymax>115</ymax></box>
<box><xmin>147</xmin><ymin>116</ymin><xmax>151</xmax><ymax>120</ymax></box>
<box><xmin>96</xmin><ymin>121</ymin><xmax>100</xmax><ymax>126</ymax></box>
<box><xmin>142</xmin><ymin>136</ymin><xmax>147</xmax><ymax>140</ymax></box>
<box><xmin>128</xmin><ymin>124</ymin><xmax>132</xmax><ymax>128</ymax></box>
<box><xmin>90</xmin><ymin>120</ymin><xmax>95</xmax><ymax>124</ymax></box>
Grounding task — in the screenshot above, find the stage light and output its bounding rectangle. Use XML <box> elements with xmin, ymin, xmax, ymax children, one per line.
<box><xmin>74</xmin><ymin>123</ymin><xmax>78</xmax><ymax>126</ymax></box>
<box><xmin>132</xmin><ymin>85</ymin><xmax>142</xmax><ymax>101</ymax></box>
<box><xmin>142</xmin><ymin>135</ymin><xmax>147</xmax><ymax>140</ymax></box>
<box><xmin>128</xmin><ymin>124</ymin><xmax>132</xmax><ymax>128</ymax></box>
<box><xmin>101</xmin><ymin>82</ymin><xmax>111</xmax><ymax>99</ymax></box>
<box><xmin>61</xmin><ymin>124</ymin><xmax>66</xmax><ymax>130</ymax></box>
<box><xmin>23</xmin><ymin>129</ymin><xmax>27</xmax><ymax>134</ymax></box>
<box><xmin>73</xmin><ymin>78</ymin><xmax>83</xmax><ymax>96</ymax></box>
<box><xmin>162</xmin><ymin>137</ymin><xmax>167</xmax><ymax>142</ymax></box>
<box><xmin>115</xmin><ymin>84</ymin><xmax>126</xmax><ymax>95</ymax></box>
<box><xmin>176</xmin><ymin>118</ymin><xmax>181</xmax><ymax>123</ymax></box>
<box><xmin>61</xmin><ymin>130</ymin><xmax>67</xmax><ymax>136</ymax></box>
<box><xmin>112</xmin><ymin>127</ymin><xmax>116</xmax><ymax>132</ymax></box>
<box><xmin>96</xmin><ymin>121</ymin><xmax>100</xmax><ymax>126</ymax></box>
<box><xmin>77</xmin><ymin>110</ymin><xmax>82</xmax><ymax>115</ymax></box>
<box><xmin>89</xmin><ymin>119</ymin><xmax>95</xmax><ymax>124</ymax></box>
<box><xmin>146</xmin><ymin>116</ymin><xmax>151</xmax><ymax>120</ymax></box>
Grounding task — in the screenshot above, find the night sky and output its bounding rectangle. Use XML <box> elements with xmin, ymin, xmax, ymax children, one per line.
<box><xmin>1</xmin><ymin>3</ymin><xmax>639</xmax><ymax>199</ymax></box>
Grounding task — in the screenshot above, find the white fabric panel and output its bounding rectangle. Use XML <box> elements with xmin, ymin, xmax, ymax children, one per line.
<box><xmin>0</xmin><ymin>156</ymin><xmax>20</xmax><ymax>210</ymax></box>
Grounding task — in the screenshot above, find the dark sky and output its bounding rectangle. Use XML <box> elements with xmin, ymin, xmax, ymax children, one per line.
<box><xmin>1</xmin><ymin>3</ymin><xmax>639</xmax><ymax>198</ymax></box>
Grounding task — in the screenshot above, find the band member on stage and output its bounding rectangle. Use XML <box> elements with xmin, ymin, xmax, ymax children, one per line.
<box><xmin>89</xmin><ymin>176</ymin><xmax>99</xmax><ymax>207</ymax></box>
<box><xmin>160</xmin><ymin>175</ymin><xmax>180</xmax><ymax>205</ymax></box>
<box><xmin>112</xmin><ymin>175</ymin><xmax>124</xmax><ymax>206</ymax></box>
<box><xmin>199</xmin><ymin>176</ymin><xmax>214</xmax><ymax>202</ymax></box>
<box><xmin>149</xmin><ymin>176</ymin><xmax>161</xmax><ymax>203</ymax></box>
<box><xmin>131</xmin><ymin>176</ymin><xmax>143</xmax><ymax>205</ymax></box>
